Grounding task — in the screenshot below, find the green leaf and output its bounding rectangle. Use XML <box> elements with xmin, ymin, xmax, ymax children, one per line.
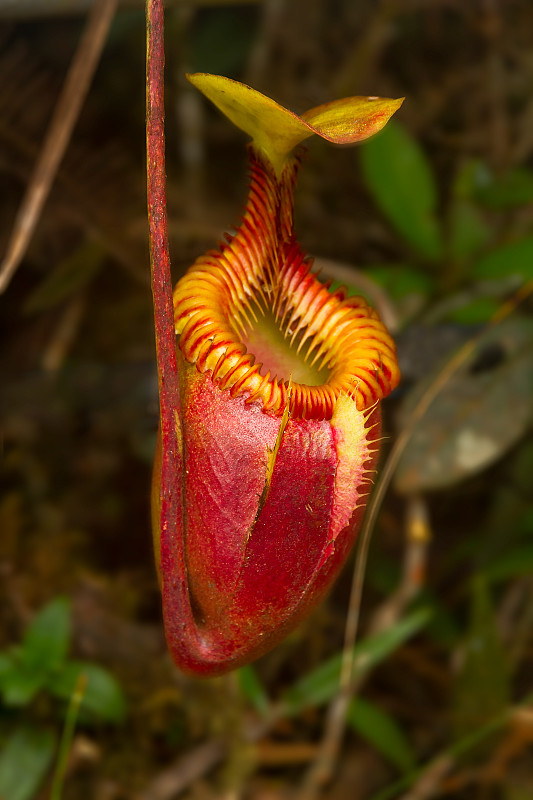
<box><xmin>0</xmin><ymin>651</ymin><xmax>16</xmax><ymax>682</ymax></box>
<box><xmin>453</xmin><ymin>575</ymin><xmax>510</xmax><ymax>738</ymax></box>
<box><xmin>415</xmin><ymin>591</ymin><xmax>460</xmax><ymax>648</ymax></box>
<box><xmin>0</xmin><ymin>662</ymin><xmax>47</xmax><ymax>707</ymax></box>
<box><xmin>347</xmin><ymin>697</ymin><xmax>416</xmax><ymax>773</ymax></box>
<box><xmin>237</xmin><ymin>665</ymin><xmax>270</xmax><ymax>716</ymax></box>
<box><xmin>366</xmin><ymin>553</ymin><xmax>401</xmax><ymax>595</ymax></box>
<box><xmin>452</xmin><ymin>159</ymin><xmax>489</xmax><ymax>201</ymax></box>
<box><xmin>484</xmin><ymin>546</ymin><xmax>533</xmax><ymax>584</ymax></box>
<box><xmin>24</xmin><ymin>241</ymin><xmax>104</xmax><ymax>314</ymax></box>
<box><xmin>474</xmin><ymin>165</ymin><xmax>533</xmax><ymax>208</ymax></box>
<box><xmin>190</xmin><ymin>7</ymin><xmax>257</xmax><ymax>76</ymax></box>
<box><xmin>22</xmin><ymin>597</ymin><xmax>71</xmax><ymax>674</ymax></box>
<box><xmin>445</xmin><ymin>296</ymin><xmax>500</xmax><ymax>325</ymax></box>
<box><xmin>281</xmin><ymin>607</ymin><xmax>431</xmax><ymax>716</ymax></box>
<box><xmin>49</xmin><ymin>661</ymin><xmax>127</xmax><ymax>723</ymax></box>
<box><xmin>448</xmin><ymin>200</ymin><xmax>490</xmax><ymax>263</ymax></box>
<box><xmin>395</xmin><ymin>318</ymin><xmax>533</xmax><ymax>492</ymax></box>
<box><xmin>0</xmin><ymin>726</ymin><xmax>56</xmax><ymax>800</ymax></box>
<box><xmin>359</xmin><ymin>120</ymin><xmax>444</xmax><ymax>261</ymax></box>
<box><xmin>365</xmin><ymin>264</ymin><xmax>435</xmax><ymax>300</ymax></box>
<box><xmin>471</xmin><ymin>235</ymin><xmax>533</xmax><ymax>283</ymax></box>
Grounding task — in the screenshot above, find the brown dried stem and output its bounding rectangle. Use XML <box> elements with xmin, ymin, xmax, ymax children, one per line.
<box><xmin>0</xmin><ymin>0</ymin><xmax>118</xmax><ymax>293</ymax></box>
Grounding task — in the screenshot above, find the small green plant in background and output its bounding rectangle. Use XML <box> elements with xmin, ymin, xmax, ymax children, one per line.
<box><xmin>237</xmin><ymin>607</ymin><xmax>431</xmax><ymax>775</ymax></box>
<box><xmin>0</xmin><ymin>597</ymin><xmax>126</xmax><ymax>800</ymax></box>
<box><xmin>357</xmin><ymin>119</ymin><xmax>533</xmax><ymax>325</ymax></box>
<box><xmin>348</xmin><ymin>117</ymin><xmax>533</xmax><ymax>499</ymax></box>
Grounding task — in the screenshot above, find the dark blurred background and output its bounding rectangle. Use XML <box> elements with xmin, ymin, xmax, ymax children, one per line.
<box><xmin>1</xmin><ymin>2</ymin><xmax>533</xmax><ymax>799</ymax></box>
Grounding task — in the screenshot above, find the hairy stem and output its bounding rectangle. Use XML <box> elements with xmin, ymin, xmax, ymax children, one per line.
<box><xmin>146</xmin><ymin>0</ymin><xmax>205</xmax><ymax>666</ymax></box>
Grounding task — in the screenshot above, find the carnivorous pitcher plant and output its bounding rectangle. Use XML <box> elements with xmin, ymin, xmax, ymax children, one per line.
<box><xmin>147</xmin><ymin>0</ymin><xmax>402</xmax><ymax>676</ymax></box>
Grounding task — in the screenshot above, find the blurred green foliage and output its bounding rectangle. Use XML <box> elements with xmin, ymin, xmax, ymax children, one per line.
<box><xmin>358</xmin><ymin>119</ymin><xmax>533</xmax><ymax>326</ymax></box>
<box><xmin>0</xmin><ymin>598</ymin><xmax>126</xmax><ymax>800</ymax></box>
<box><xmin>280</xmin><ymin>608</ymin><xmax>431</xmax><ymax>717</ymax></box>
<box><xmin>360</xmin><ymin>120</ymin><xmax>445</xmax><ymax>262</ymax></box>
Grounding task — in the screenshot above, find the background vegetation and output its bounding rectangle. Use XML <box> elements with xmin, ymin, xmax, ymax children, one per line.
<box><xmin>1</xmin><ymin>1</ymin><xmax>533</xmax><ymax>798</ymax></box>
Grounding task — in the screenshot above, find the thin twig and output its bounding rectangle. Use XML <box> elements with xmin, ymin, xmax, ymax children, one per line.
<box><xmin>370</xmin><ymin>494</ymin><xmax>431</xmax><ymax>635</ymax></box>
<box><xmin>0</xmin><ymin>0</ymin><xmax>118</xmax><ymax>293</ymax></box>
<box><xmin>137</xmin><ymin>715</ymin><xmax>276</xmax><ymax>800</ymax></box>
<box><xmin>245</xmin><ymin>0</ymin><xmax>285</xmax><ymax>88</ymax></box>
<box><xmin>137</xmin><ymin>738</ymin><xmax>227</xmax><ymax>800</ymax></box>
<box><xmin>397</xmin><ymin>754</ymin><xmax>454</xmax><ymax>800</ymax></box>
<box><xmin>49</xmin><ymin>672</ymin><xmax>88</xmax><ymax>800</ymax></box>
<box><xmin>41</xmin><ymin>293</ymin><xmax>86</xmax><ymax>373</ymax></box>
<box><xmin>297</xmin><ymin>495</ymin><xmax>376</xmax><ymax>800</ymax></box>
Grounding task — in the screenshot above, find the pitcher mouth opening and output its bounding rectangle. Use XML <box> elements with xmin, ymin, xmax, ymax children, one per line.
<box><xmin>173</xmin><ymin>151</ymin><xmax>399</xmax><ymax>421</ymax></box>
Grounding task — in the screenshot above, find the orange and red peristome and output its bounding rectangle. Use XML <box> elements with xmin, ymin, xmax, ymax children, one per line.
<box><xmin>174</xmin><ymin>150</ymin><xmax>398</xmax><ymax>420</ymax></box>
